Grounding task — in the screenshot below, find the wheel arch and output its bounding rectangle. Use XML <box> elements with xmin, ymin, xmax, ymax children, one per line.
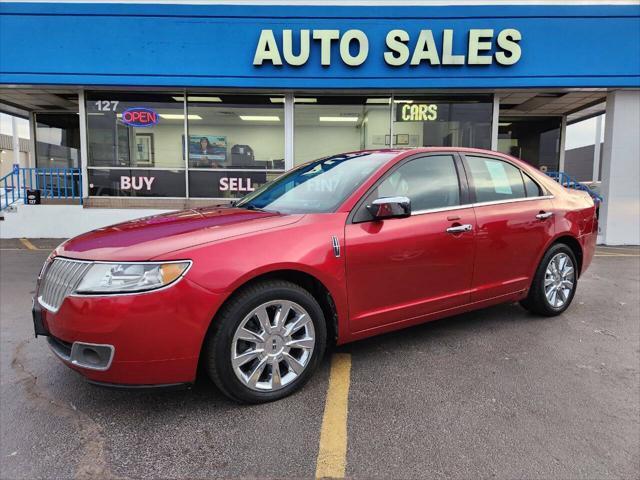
<box><xmin>551</xmin><ymin>235</ymin><xmax>584</xmax><ymax>276</ymax></box>
<box><xmin>201</xmin><ymin>268</ymin><xmax>340</xmax><ymax>353</ymax></box>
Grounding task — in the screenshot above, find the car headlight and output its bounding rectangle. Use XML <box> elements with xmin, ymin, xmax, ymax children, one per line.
<box><xmin>74</xmin><ymin>262</ymin><xmax>191</xmax><ymax>294</ymax></box>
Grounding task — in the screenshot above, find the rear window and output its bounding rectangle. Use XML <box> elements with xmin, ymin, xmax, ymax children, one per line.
<box><xmin>466</xmin><ymin>156</ymin><xmax>526</xmax><ymax>203</ymax></box>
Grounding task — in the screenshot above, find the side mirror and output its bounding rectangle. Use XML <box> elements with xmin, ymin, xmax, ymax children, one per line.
<box><xmin>366</xmin><ymin>196</ymin><xmax>411</xmax><ymax>220</ymax></box>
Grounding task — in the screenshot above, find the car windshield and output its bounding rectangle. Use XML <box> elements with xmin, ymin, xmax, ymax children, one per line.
<box><xmin>235</xmin><ymin>152</ymin><xmax>394</xmax><ymax>214</ymax></box>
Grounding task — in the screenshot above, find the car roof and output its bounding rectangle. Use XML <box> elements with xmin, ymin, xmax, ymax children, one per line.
<box><xmin>345</xmin><ymin>147</ymin><xmax>510</xmax><ymax>158</ymax></box>
<box><xmin>345</xmin><ymin>147</ymin><xmax>538</xmax><ymax>171</ymax></box>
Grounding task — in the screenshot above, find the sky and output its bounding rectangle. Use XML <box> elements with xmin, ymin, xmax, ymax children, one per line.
<box><xmin>0</xmin><ymin>113</ymin><xmax>30</xmax><ymax>139</ymax></box>
<box><xmin>565</xmin><ymin>114</ymin><xmax>605</xmax><ymax>150</ymax></box>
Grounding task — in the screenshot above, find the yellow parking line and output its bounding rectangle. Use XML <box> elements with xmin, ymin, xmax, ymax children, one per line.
<box><xmin>315</xmin><ymin>353</ymin><xmax>352</xmax><ymax>480</ymax></box>
<box><xmin>19</xmin><ymin>238</ymin><xmax>38</xmax><ymax>250</ymax></box>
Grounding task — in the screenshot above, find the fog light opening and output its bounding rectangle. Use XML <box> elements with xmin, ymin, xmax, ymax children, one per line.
<box><xmin>82</xmin><ymin>347</ymin><xmax>101</xmax><ymax>366</ymax></box>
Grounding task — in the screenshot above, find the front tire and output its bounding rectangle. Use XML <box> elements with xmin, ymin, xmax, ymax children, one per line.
<box><xmin>520</xmin><ymin>243</ymin><xmax>578</xmax><ymax>316</ymax></box>
<box><xmin>204</xmin><ymin>280</ymin><xmax>327</xmax><ymax>403</ymax></box>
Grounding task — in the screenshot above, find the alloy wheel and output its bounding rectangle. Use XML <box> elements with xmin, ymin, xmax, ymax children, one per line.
<box><xmin>544</xmin><ymin>252</ymin><xmax>575</xmax><ymax>308</ymax></box>
<box><xmin>231</xmin><ymin>300</ymin><xmax>316</xmax><ymax>392</ymax></box>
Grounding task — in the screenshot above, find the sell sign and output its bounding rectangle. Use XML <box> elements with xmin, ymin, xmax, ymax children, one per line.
<box><xmin>121</xmin><ymin>108</ymin><xmax>159</xmax><ymax>128</ymax></box>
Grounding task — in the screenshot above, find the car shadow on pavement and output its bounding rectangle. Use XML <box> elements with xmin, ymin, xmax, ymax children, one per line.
<box><xmin>339</xmin><ymin>301</ymin><xmax>552</xmax><ymax>356</ymax></box>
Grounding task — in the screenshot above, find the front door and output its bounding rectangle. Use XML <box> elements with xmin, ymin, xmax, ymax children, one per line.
<box><xmin>345</xmin><ymin>153</ymin><xmax>476</xmax><ymax>334</ymax></box>
<box><xmin>462</xmin><ymin>154</ymin><xmax>555</xmax><ymax>302</ymax></box>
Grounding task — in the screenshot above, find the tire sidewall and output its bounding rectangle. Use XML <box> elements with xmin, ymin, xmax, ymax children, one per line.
<box><xmin>208</xmin><ymin>283</ymin><xmax>327</xmax><ymax>403</ymax></box>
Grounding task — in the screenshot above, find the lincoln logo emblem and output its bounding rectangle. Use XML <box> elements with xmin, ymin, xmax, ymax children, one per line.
<box><xmin>272</xmin><ymin>339</ymin><xmax>278</xmax><ymax>351</ymax></box>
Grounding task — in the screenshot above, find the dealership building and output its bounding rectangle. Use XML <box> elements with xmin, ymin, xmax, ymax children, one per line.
<box><xmin>0</xmin><ymin>0</ymin><xmax>638</xmax><ymax>244</ymax></box>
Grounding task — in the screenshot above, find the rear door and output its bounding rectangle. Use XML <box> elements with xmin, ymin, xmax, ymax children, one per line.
<box><xmin>345</xmin><ymin>153</ymin><xmax>476</xmax><ymax>333</ymax></box>
<box><xmin>462</xmin><ymin>154</ymin><xmax>554</xmax><ymax>302</ymax></box>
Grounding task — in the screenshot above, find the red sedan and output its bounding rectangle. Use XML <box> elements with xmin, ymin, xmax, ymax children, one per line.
<box><xmin>33</xmin><ymin>148</ymin><xmax>597</xmax><ymax>403</ymax></box>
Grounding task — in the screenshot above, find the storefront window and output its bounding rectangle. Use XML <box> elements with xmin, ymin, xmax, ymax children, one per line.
<box><xmin>392</xmin><ymin>96</ymin><xmax>493</xmax><ymax>150</ymax></box>
<box><xmin>86</xmin><ymin>92</ymin><xmax>186</xmax><ymax>197</ymax></box>
<box><xmin>34</xmin><ymin>113</ymin><xmax>80</xmax><ymax>168</ymax></box>
<box><xmin>294</xmin><ymin>96</ymin><xmax>391</xmax><ymax>165</ymax></box>
<box><xmin>187</xmin><ymin>95</ymin><xmax>285</xmax><ymax>198</ymax></box>
<box><xmin>83</xmin><ymin>92</ymin><xmax>498</xmax><ymax>200</ymax></box>
<box><xmin>497</xmin><ymin>116</ymin><xmax>561</xmax><ymax>171</ymax></box>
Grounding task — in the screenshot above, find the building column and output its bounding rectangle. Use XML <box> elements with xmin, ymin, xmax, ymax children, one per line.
<box><xmin>491</xmin><ymin>94</ymin><xmax>499</xmax><ymax>151</ymax></box>
<box><xmin>599</xmin><ymin>90</ymin><xmax>640</xmax><ymax>245</ymax></box>
<box><xmin>78</xmin><ymin>90</ymin><xmax>89</xmax><ymax>200</ymax></box>
<box><xmin>284</xmin><ymin>93</ymin><xmax>294</xmax><ymax>170</ymax></box>
<box><xmin>11</xmin><ymin>116</ymin><xmax>20</xmax><ymax>167</ymax></box>
<box><xmin>28</xmin><ymin>112</ymin><xmax>36</xmax><ymax>168</ymax></box>
<box><xmin>558</xmin><ymin>116</ymin><xmax>567</xmax><ymax>172</ymax></box>
<box><xmin>592</xmin><ymin>114</ymin><xmax>603</xmax><ymax>182</ymax></box>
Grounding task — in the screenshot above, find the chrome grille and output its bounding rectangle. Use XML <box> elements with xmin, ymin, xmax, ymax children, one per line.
<box><xmin>39</xmin><ymin>258</ymin><xmax>91</xmax><ymax>312</ymax></box>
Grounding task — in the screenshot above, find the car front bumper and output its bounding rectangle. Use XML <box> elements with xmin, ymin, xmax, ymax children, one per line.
<box><xmin>33</xmin><ymin>277</ymin><xmax>223</xmax><ymax>386</ymax></box>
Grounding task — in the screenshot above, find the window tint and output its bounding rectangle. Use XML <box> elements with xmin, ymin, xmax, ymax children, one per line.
<box><xmin>466</xmin><ymin>156</ymin><xmax>526</xmax><ymax>203</ymax></box>
<box><xmin>523</xmin><ymin>172</ymin><xmax>543</xmax><ymax>197</ymax></box>
<box><xmin>358</xmin><ymin>155</ymin><xmax>460</xmax><ymax>220</ymax></box>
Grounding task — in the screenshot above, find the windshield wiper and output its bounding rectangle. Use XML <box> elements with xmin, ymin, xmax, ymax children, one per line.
<box><xmin>240</xmin><ymin>204</ymin><xmax>280</xmax><ymax>214</ymax></box>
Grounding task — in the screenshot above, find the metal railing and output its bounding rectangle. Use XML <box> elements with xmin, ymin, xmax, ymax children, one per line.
<box><xmin>1</xmin><ymin>165</ymin><xmax>83</xmax><ymax>210</ymax></box>
<box><xmin>546</xmin><ymin>171</ymin><xmax>604</xmax><ymax>204</ymax></box>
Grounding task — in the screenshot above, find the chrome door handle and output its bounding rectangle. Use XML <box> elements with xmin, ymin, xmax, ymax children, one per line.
<box><xmin>446</xmin><ymin>224</ymin><xmax>473</xmax><ymax>234</ymax></box>
<box><xmin>536</xmin><ymin>212</ymin><xmax>554</xmax><ymax>220</ymax></box>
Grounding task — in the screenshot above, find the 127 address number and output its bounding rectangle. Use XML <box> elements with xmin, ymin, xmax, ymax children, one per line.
<box><xmin>94</xmin><ymin>100</ymin><xmax>119</xmax><ymax>112</ymax></box>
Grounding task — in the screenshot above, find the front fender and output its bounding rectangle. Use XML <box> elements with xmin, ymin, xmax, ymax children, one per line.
<box><xmin>154</xmin><ymin>213</ymin><xmax>350</xmax><ymax>342</ymax></box>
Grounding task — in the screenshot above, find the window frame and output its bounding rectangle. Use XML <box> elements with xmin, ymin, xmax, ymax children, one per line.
<box><xmin>348</xmin><ymin>151</ymin><xmax>470</xmax><ymax>224</ymax></box>
<box><xmin>459</xmin><ymin>152</ymin><xmax>549</xmax><ymax>206</ymax></box>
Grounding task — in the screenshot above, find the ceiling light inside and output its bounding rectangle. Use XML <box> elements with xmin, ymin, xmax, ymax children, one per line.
<box><xmin>172</xmin><ymin>96</ymin><xmax>222</xmax><ymax>102</ymax></box>
<box><xmin>239</xmin><ymin>115</ymin><xmax>280</xmax><ymax>121</ymax></box>
<box><xmin>269</xmin><ymin>98</ymin><xmax>317</xmax><ymax>103</ymax></box>
<box><xmin>319</xmin><ymin>116</ymin><xmax>359</xmax><ymax>122</ymax></box>
<box><xmin>159</xmin><ymin>114</ymin><xmax>202</xmax><ymax>120</ymax></box>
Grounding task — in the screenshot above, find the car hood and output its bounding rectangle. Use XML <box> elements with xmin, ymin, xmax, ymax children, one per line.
<box><xmin>57</xmin><ymin>207</ymin><xmax>303</xmax><ymax>261</ymax></box>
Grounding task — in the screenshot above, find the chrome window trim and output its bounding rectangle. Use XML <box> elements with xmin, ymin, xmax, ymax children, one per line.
<box><xmin>411</xmin><ymin>203</ymin><xmax>473</xmax><ymax>216</ymax></box>
<box><xmin>38</xmin><ymin>258</ymin><xmax>192</xmax><ymax>307</ymax></box>
<box><xmin>410</xmin><ymin>195</ymin><xmax>554</xmax><ymax>217</ymax></box>
<box><xmin>472</xmin><ymin>194</ymin><xmax>554</xmax><ymax>209</ymax></box>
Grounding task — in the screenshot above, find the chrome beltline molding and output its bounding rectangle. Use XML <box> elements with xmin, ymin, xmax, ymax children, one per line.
<box><xmin>411</xmin><ymin>195</ymin><xmax>554</xmax><ymax>217</ymax></box>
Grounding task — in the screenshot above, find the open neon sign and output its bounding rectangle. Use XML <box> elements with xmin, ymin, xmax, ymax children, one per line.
<box><xmin>122</xmin><ymin>107</ymin><xmax>159</xmax><ymax>127</ymax></box>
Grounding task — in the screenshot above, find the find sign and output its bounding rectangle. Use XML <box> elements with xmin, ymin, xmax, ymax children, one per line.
<box><xmin>121</xmin><ymin>107</ymin><xmax>159</xmax><ymax>128</ymax></box>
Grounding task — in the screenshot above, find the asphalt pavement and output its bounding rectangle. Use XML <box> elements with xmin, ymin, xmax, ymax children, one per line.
<box><xmin>1</xmin><ymin>241</ymin><xmax>638</xmax><ymax>479</ymax></box>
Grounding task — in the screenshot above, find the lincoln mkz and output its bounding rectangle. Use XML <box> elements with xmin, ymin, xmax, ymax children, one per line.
<box><xmin>33</xmin><ymin>148</ymin><xmax>597</xmax><ymax>403</ymax></box>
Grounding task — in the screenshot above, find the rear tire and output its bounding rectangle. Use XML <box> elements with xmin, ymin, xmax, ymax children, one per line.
<box><xmin>520</xmin><ymin>243</ymin><xmax>578</xmax><ymax>317</ymax></box>
<box><xmin>204</xmin><ymin>280</ymin><xmax>326</xmax><ymax>403</ymax></box>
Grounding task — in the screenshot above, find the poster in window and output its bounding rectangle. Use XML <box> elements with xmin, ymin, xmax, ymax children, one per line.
<box><xmin>396</xmin><ymin>134</ymin><xmax>410</xmax><ymax>145</ymax></box>
<box><xmin>187</xmin><ymin>135</ymin><xmax>227</xmax><ymax>168</ymax></box>
<box><xmin>135</xmin><ymin>133</ymin><xmax>154</xmax><ymax>167</ymax></box>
